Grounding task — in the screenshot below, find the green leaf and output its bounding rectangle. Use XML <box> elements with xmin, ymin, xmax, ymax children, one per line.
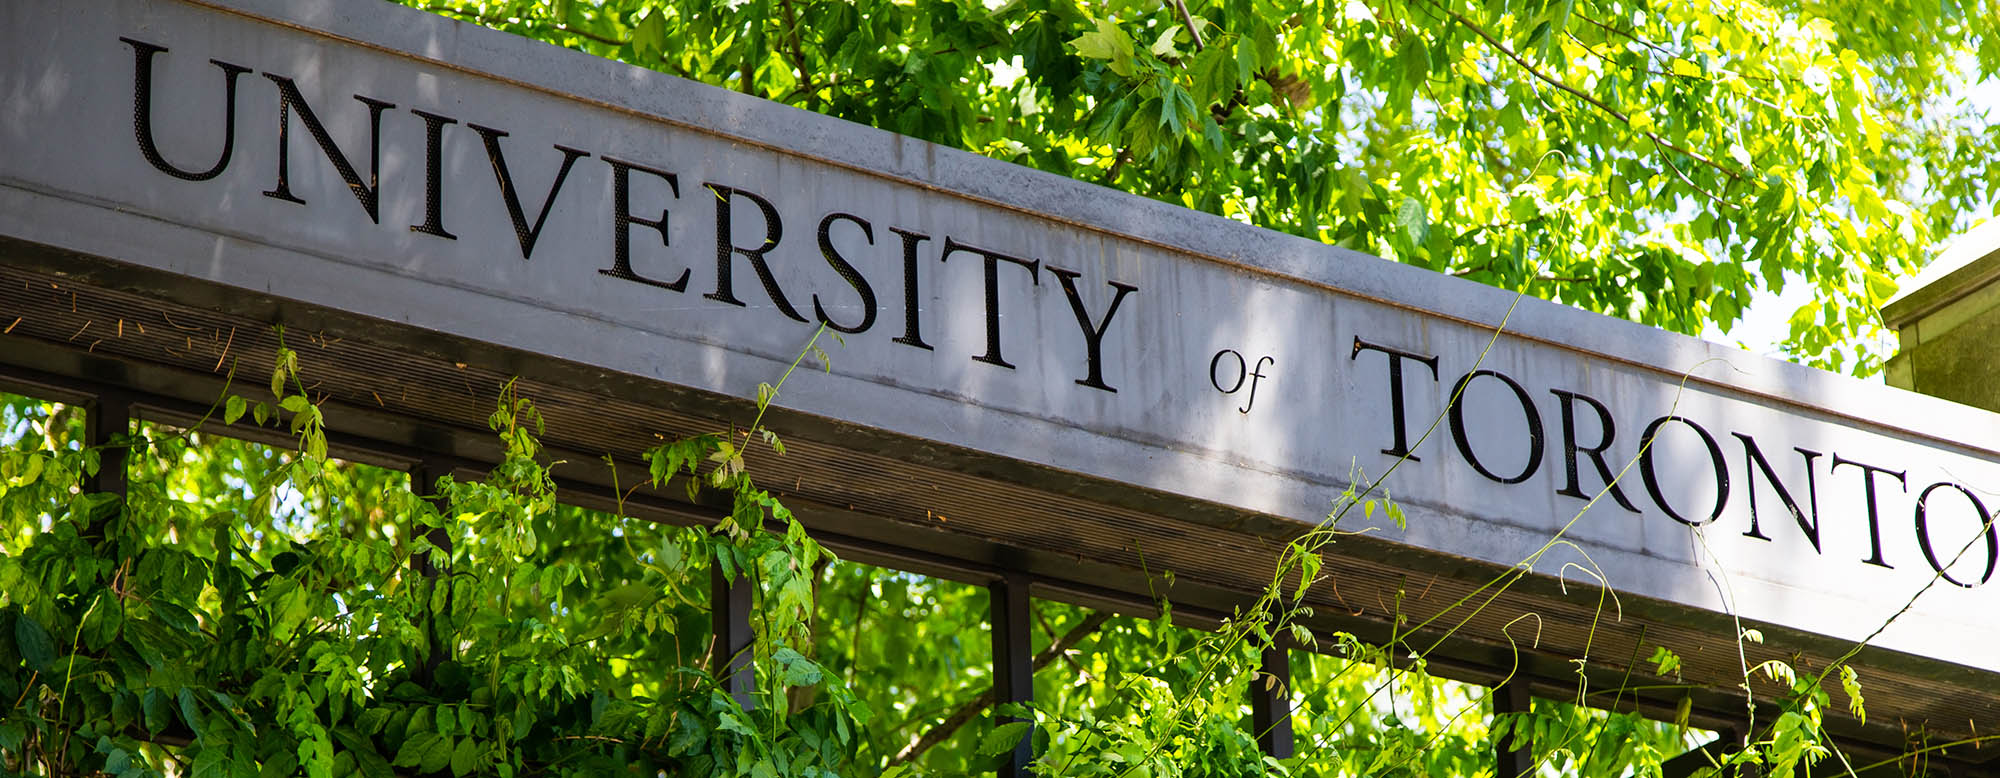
<box><xmin>0</xmin><ymin>722</ymin><xmax>23</xmax><ymax>753</ymax></box>
<box><xmin>80</xmin><ymin>591</ymin><xmax>121</xmax><ymax>650</ymax></box>
<box><xmin>142</xmin><ymin>688</ymin><xmax>173</xmax><ymax>734</ymax></box>
<box><xmin>1191</xmin><ymin>44</ymin><xmax>1235</xmax><ymax>102</ymax></box>
<box><xmin>392</xmin><ymin>732</ymin><xmax>439</xmax><ymax>769</ymax></box>
<box><xmin>152</xmin><ymin>601</ymin><xmax>199</xmax><ymax>634</ymax></box>
<box><xmin>1234</xmin><ymin>37</ymin><xmax>1258</xmax><ymax>85</ymax></box>
<box><xmin>1069</xmin><ymin>18</ymin><xmax>1119</xmax><ymax>61</ymax></box>
<box><xmin>107</xmin><ymin>747</ymin><xmax>135</xmax><ymax>775</ymax></box>
<box><xmin>12</xmin><ymin>453</ymin><xmax>41</xmax><ymax>487</ymax></box>
<box><xmin>224</xmin><ymin>395</ymin><xmax>246</xmax><ymax>424</ymax></box>
<box><xmin>1521</xmin><ymin>21</ymin><xmax>1552</xmax><ymax>56</ymax></box>
<box><xmin>1297</xmin><ymin>552</ymin><xmax>1321</xmax><ymax>590</ymax></box>
<box><xmin>1395</xmin><ymin>196</ymin><xmax>1429</xmax><ymax>247</ymax></box>
<box><xmin>634</xmin><ymin>11</ymin><xmax>666</xmax><ymax>61</ymax></box>
<box><xmin>667</xmin><ymin>706</ymin><xmax>708</xmax><ymax>756</ymax></box>
<box><xmin>259</xmin><ymin>746</ymin><xmax>303</xmax><ymax>778</ymax></box>
<box><xmin>1840</xmin><ymin>665</ymin><xmax>1866</xmax><ymax>723</ymax></box>
<box><xmin>1156</xmin><ymin>77</ymin><xmax>1182</xmax><ymax>130</ymax></box>
<box><xmin>1864</xmin><ymin>270</ymin><xmax>1898</xmax><ymax>301</ymax></box>
<box><xmin>775</xmin><ymin>647</ymin><xmax>824</xmax><ymax>687</ymax></box>
<box><xmin>191</xmin><ymin>747</ymin><xmax>227</xmax><ymax>778</ymax></box>
<box><xmin>1650</xmin><ymin>645</ymin><xmax>1682</xmax><ymax>677</ymax></box>
<box><xmin>716</xmin><ymin>710</ymin><xmax>756</xmax><ymax>737</ymax></box>
<box><xmin>978</xmin><ymin>721</ymin><xmax>1032</xmax><ymax>757</ymax></box>
<box><xmin>13</xmin><ymin>612</ymin><xmax>55</xmax><ymax>671</ymax></box>
<box><xmin>280</xmin><ymin>395</ymin><xmax>309</xmax><ymax>414</ymax></box>
<box><xmin>1399</xmin><ymin>38</ymin><xmax>1431</xmax><ymax>85</ymax></box>
<box><xmin>448</xmin><ymin>738</ymin><xmax>479</xmax><ymax>777</ymax></box>
<box><xmin>177</xmin><ymin>688</ymin><xmax>205</xmax><ymax>737</ymax></box>
<box><xmin>1070</xmin><ymin>17</ymin><xmax>1135</xmax><ymax>77</ymax></box>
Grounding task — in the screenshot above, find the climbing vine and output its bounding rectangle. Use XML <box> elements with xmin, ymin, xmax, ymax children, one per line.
<box><xmin>1</xmin><ymin>329</ymin><xmax>1910</xmax><ymax>777</ymax></box>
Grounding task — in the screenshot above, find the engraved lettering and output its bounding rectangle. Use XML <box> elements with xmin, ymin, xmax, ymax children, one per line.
<box><xmin>1735</xmin><ymin>433</ymin><xmax>1824</xmax><ymax>552</ymax></box>
<box><xmin>598</xmin><ymin>155</ymin><xmax>689</xmax><ymax>291</ymax></box>
<box><xmin>409</xmin><ymin>109</ymin><xmax>457</xmax><ymax>239</ymax></box>
<box><xmin>121</xmin><ymin>38</ymin><xmax>249</xmax><ymax>182</ymax></box>
<box><xmin>940</xmin><ymin>238</ymin><xmax>1040</xmax><ymax>369</ymax></box>
<box><xmin>470</xmin><ymin>123</ymin><xmax>589</xmax><ymax>259</ymax></box>
<box><xmin>1549</xmin><ymin>389</ymin><xmax>1639</xmax><ymax>512</ymax></box>
<box><xmin>1046</xmin><ymin>266</ymin><xmax>1137</xmax><ymax>392</ymax></box>
<box><xmin>261</xmin><ymin>73</ymin><xmax>394</xmax><ymax>223</ymax></box>
<box><xmin>889</xmin><ymin>228</ymin><xmax>933</xmax><ymax>351</ymax></box>
<box><xmin>1639</xmin><ymin>415</ymin><xmax>1730</xmax><ymax>526</ymax></box>
<box><xmin>813</xmin><ymin>212</ymin><xmax>879</xmax><ymax>334</ymax></box>
<box><xmin>1832</xmin><ymin>454</ymin><xmax>1906</xmax><ymax>568</ymax></box>
<box><xmin>705</xmin><ymin>184</ymin><xmax>807</xmax><ymax>323</ymax></box>
<box><xmin>1350</xmin><ymin>338</ymin><xmax>1440</xmax><ymax>460</ymax></box>
<box><xmin>1448</xmin><ymin>370</ymin><xmax>1544</xmax><ymax>485</ymax></box>
<box><xmin>1913</xmin><ymin>481</ymin><xmax>1996</xmax><ymax>587</ymax></box>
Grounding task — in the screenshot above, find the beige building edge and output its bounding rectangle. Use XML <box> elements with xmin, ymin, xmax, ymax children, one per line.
<box><xmin>1886</xmin><ymin>219</ymin><xmax>2000</xmax><ymax>410</ymax></box>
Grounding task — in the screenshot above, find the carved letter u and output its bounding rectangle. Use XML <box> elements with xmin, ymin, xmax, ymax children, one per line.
<box><xmin>121</xmin><ymin>37</ymin><xmax>250</xmax><ymax>182</ymax></box>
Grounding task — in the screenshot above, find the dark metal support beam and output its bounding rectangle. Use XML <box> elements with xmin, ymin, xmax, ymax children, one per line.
<box><xmin>84</xmin><ymin>392</ymin><xmax>129</xmax><ymax>501</ymax></box>
<box><xmin>409</xmin><ymin>458</ymin><xmax>456</xmax><ymax>686</ymax></box>
<box><xmin>712</xmin><ymin>558</ymin><xmax>756</xmax><ymax>709</ymax></box>
<box><xmin>79</xmin><ymin>391</ymin><xmax>131</xmax><ymax>546</ymax></box>
<box><xmin>1252</xmin><ymin>637</ymin><xmax>1294</xmax><ymax>759</ymax></box>
<box><xmin>1493</xmin><ymin>678</ymin><xmax>1534</xmax><ymax>778</ymax></box>
<box><xmin>990</xmin><ymin>573</ymin><xmax>1034</xmax><ymax>778</ymax></box>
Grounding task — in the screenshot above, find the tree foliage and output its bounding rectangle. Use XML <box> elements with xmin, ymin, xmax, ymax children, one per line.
<box><xmin>0</xmin><ymin>359</ymin><xmax>1871</xmax><ymax>777</ymax></box>
<box><xmin>405</xmin><ymin>0</ymin><xmax>1996</xmax><ymax>374</ymax></box>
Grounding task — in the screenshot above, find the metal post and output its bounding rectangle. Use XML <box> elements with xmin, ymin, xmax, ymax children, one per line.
<box><xmin>81</xmin><ymin>393</ymin><xmax>131</xmax><ymax>543</ymax></box>
<box><xmin>410</xmin><ymin>459</ymin><xmax>454</xmax><ymax>685</ymax></box>
<box><xmin>990</xmin><ymin>573</ymin><xmax>1033</xmax><ymax>777</ymax></box>
<box><xmin>1251</xmin><ymin>638</ymin><xmax>1295</xmax><ymax>759</ymax></box>
<box><xmin>712</xmin><ymin>559</ymin><xmax>756</xmax><ymax>708</ymax></box>
<box><xmin>84</xmin><ymin>393</ymin><xmax>130</xmax><ymax>499</ymax></box>
<box><xmin>1493</xmin><ymin>678</ymin><xmax>1533</xmax><ymax>778</ymax></box>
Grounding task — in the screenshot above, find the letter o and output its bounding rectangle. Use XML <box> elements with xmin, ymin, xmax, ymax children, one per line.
<box><xmin>1447</xmin><ymin>370</ymin><xmax>1545</xmax><ymax>484</ymax></box>
<box><xmin>1639</xmin><ymin>415</ymin><xmax>1730</xmax><ymax>526</ymax></box>
<box><xmin>1210</xmin><ymin>349</ymin><xmax>1247</xmax><ymax>394</ymax></box>
<box><xmin>1914</xmin><ymin>481</ymin><xmax>1996</xmax><ymax>588</ymax></box>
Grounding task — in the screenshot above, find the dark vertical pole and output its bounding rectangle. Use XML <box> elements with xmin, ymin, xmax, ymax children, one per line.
<box><xmin>712</xmin><ymin>559</ymin><xmax>755</xmax><ymax>708</ymax></box>
<box><xmin>81</xmin><ymin>393</ymin><xmax>131</xmax><ymax>543</ymax></box>
<box><xmin>1493</xmin><ymin>679</ymin><xmax>1534</xmax><ymax>778</ymax></box>
<box><xmin>990</xmin><ymin>573</ymin><xmax>1033</xmax><ymax>778</ymax></box>
<box><xmin>410</xmin><ymin>459</ymin><xmax>454</xmax><ymax>686</ymax></box>
<box><xmin>1251</xmin><ymin>637</ymin><xmax>1295</xmax><ymax>759</ymax></box>
<box><xmin>84</xmin><ymin>393</ymin><xmax>130</xmax><ymax>499</ymax></box>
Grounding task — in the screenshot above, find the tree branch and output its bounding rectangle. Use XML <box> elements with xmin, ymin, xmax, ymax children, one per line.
<box><xmin>1035</xmin><ymin>610</ymin><xmax>1090</xmax><ymax>677</ymax></box>
<box><xmin>551</xmin><ymin>23</ymin><xmax>629</xmax><ymax>48</ymax></box>
<box><xmin>417</xmin><ymin>6</ymin><xmax>629</xmax><ymax>48</ymax></box>
<box><xmin>889</xmin><ymin>610</ymin><xmax>1114</xmax><ymax>766</ymax></box>
<box><xmin>777</xmin><ymin>0</ymin><xmax>816</xmax><ymax>109</ymax></box>
<box><xmin>1171</xmin><ymin>0</ymin><xmax>1206</xmax><ymax>52</ymax></box>
<box><xmin>1102</xmin><ymin>147</ymin><xmax>1134</xmax><ymax>184</ymax></box>
<box><xmin>1417</xmin><ymin>0</ymin><xmax>1746</xmax><ymax>183</ymax></box>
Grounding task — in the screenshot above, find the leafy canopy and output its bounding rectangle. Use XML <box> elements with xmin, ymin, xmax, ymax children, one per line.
<box><xmin>409</xmin><ymin>0</ymin><xmax>1996</xmax><ymax>375</ymax></box>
